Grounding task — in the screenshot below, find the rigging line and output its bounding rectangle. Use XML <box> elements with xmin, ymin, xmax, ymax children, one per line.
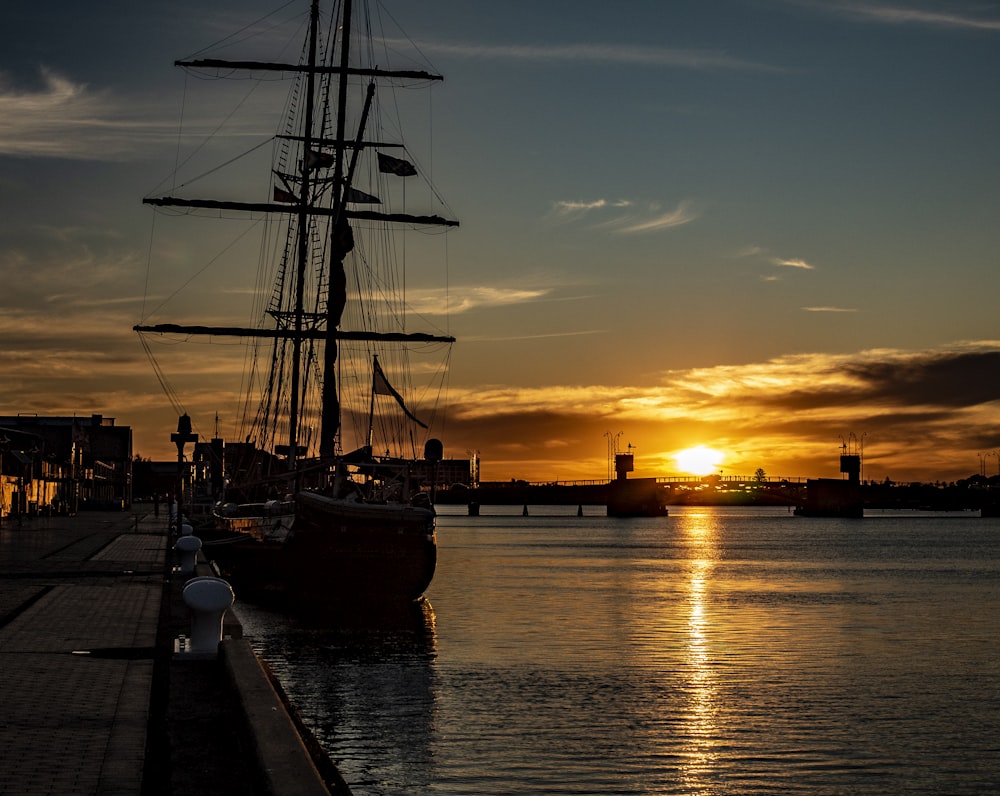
<box><xmin>173</xmin><ymin>71</ymin><xmax>189</xmax><ymax>194</ymax></box>
<box><xmin>374</xmin><ymin>1</ymin><xmax>442</xmax><ymax>78</ymax></box>
<box><xmin>140</xmin><ymin>211</ymin><xmax>157</xmax><ymax>323</ymax></box>
<box><xmin>161</xmin><ymin>137</ymin><xmax>276</xmax><ymax>196</ymax></box>
<box><xmin>444</xmin><ymin>228</ymin><xmax>450</xmax><ymax>336</ymax></box>
<box><xmin>145</xmin><ymin>75</ymin><xmax>274</xmax><ymax>198</ymax></box>
<box><xmin>185</xmin><ymin>0</ymin><xmax>301</xmax><ymax>61</ymax></box>
<box><xmin>138</xmin><ymin>334</ymin><xmax>185</xmax><ymax>417</ymax></box>
<box><xmin>142</xmin><ymin>218</ymin><xmax>263</xmax><ymax>320</ymax></box>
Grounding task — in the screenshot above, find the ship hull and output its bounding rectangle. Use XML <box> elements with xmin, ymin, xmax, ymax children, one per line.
<box><xmin>203</xmin><ymin>491</ymin><xmax>437</xmax><ymax>608</ymax></box>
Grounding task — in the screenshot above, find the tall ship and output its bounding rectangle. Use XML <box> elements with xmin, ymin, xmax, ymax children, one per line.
<box><xmin>136</xmin><ymin>0</ymin><xmax>459</xmax><ymax>607</ymax></box>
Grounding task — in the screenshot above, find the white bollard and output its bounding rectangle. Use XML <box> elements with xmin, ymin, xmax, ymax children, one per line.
<box><xmin>182</xmin><ymin>577</ymin><xmax>235</xmax><ymax>655</ymax></box>
<box><xmin>174</xmin><ymin>534</ymin><xmax>202</xmax><ymax>575</ymax></box>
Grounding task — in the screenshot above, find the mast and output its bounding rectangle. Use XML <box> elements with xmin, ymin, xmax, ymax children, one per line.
<box><xmin>287</xmin><ymin>0</ymin><xmax>322</xmax><ymax>476</ymax></box>
<box><xmin>137</xmin><ymin>0</ymin><xmax>459</xmax><ymax>471</ymax></box>
<box><xmin>319</xmin><ymin>0</ymin><xmax>354</xmax><ymax>459</ymax></box>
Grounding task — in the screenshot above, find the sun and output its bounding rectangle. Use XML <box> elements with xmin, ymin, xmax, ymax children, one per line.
<box><xmin>674</xmin><ymin>445</ymin><xmax>725</xmax><ymax>477</ymax></box>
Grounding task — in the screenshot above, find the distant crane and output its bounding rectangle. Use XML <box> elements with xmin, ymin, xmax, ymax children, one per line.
<box><xmin>603</xmin><ymin>431</ymin><xmax>622</xmax><ymax>481</ymax></box>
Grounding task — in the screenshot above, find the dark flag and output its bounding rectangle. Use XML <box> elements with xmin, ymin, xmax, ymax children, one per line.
<box><xmin>306</xmin><ymin>149</ymin><xmax>335</xmax><ymax>169</ymax></box>
<box><xmin>373</xmin><ymin>357</ymin><xmax>427</xmax><ymax>428</ymax></box>
<box><xmin>377</xmin><ymin>152</ymin><xmax>418</xmax><ymax>177</ymax></box>
<box><xmin>345</xmin><ymin>187</ymin><xmax>381</xmax><ymax>204</ymax></box>
<box><xmin>273</xmin><ymin>186</ymin><xmax>297</xmax><ymax>203</ymax></box>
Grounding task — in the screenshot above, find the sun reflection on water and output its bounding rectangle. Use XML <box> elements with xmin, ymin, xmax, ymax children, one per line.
<box><xmin>679</xmin><ymin>512</ymin><xmax>722</xmax><ymax>789</ymax></box>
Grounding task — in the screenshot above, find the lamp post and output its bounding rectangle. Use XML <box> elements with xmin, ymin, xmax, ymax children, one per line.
<box><xmin>25</xmin><ymin>445</ymin><xmax>39</xmax><ymax>518</ymax></box>
<box><xmin>171</xmin><ymin>414</ymin><xmax>198</xmax><ymax>536</ymax></box>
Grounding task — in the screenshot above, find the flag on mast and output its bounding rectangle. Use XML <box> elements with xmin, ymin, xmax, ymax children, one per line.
<box><xmin>373</xmin><ymin>357</ymin><xmax>428</xmax><ymax>428</ymax></box>
<box><xmin>377</xmin><ymin>152</ymin><xmax>418</xmax><ymax>177</ymax></box>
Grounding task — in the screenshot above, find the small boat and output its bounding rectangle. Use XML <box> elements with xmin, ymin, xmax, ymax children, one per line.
<box><xmin>136</xmin><ymin>0</ymin><xmax>458</xmax><ymax>607</ymax></box>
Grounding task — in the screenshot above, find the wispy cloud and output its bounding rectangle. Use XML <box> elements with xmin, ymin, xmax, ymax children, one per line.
<box><xmin>551</xmin><ymin>198</ymin><xmax>699</xmax><ymax>234</ymax></box>
<box><xmin>405</xmin><ymin>286</ymin><xmax>553</xmax><ymax>316</ymax></box>
<box><xmin>0</xmin><ymin>68</ymin><xmax>175</xmax><ymax>160</ymax></box>
<box><xmin>773</xmin><ymin>257</ymin><xmax>816</xmax><ymax>270</ymax></box>
<box><xmin>464</xmin><ymin>329</ymin><xmax>604</xmax><ymax>343</ymax></box>
<box><xmin>438</xmin><ymin>342</ymin><xmax>1000</xmax><ymax>481</ymax></box>
<box><xmin>803</xmin><ymin>306</ymin><xmax>858</xmax><ymax>312</ymax></box>
<box><xmin>835</xmin><ymin>2</ymin><xmax>1000</xmax><ymax>32</ymax></box>
<box><xmin>551</xmin><ymin>199</ymin><xmax>633</xmax><ymax>221</ymax></box>
<box><xmin>610</xmin><ymin>201</ymin><xmax>700</xmax><ymax>234</ymax></box>
<box><xmin>406</xmin><ymin>40</ymin><xmax>780</xmax><ymax>72</ymax></box>
<box><xmin>735</xmin><ymin>244</ymin><xmax>767</xmax><ymax>258</ymax></box>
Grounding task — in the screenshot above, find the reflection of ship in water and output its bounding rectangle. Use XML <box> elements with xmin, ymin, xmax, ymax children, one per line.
<box><xmin>236</xmin><ymin>597</ymin><xmax>437</xmax><ymax>791</ymax></box>
<box><xmin>794</xmin><ymin>445</ymin><xmax>863</xmax><ymax>518</ymax></box>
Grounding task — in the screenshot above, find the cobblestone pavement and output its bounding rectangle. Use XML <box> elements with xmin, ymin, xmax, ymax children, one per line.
<box><xmin>0</xmin><ymin>510</ymin><xmax>341</xmax><ymax>796</ymax></box>
<box><xmin>0</xmin><ymin>511</ymin><xmax>166</xmax><ymax>795</ymax></box>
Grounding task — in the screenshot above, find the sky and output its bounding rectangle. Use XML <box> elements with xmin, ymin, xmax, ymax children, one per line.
<box><xmin>2</xmin><ymin>0</ymin><xmax>1000</xmax><ymax>484</ymax></box>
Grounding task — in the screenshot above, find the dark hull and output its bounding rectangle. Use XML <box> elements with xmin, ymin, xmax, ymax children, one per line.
<box><xmin>203</xmin><ymin>492</ymin><xmax>437</xmax><ymax>609</ymax></box>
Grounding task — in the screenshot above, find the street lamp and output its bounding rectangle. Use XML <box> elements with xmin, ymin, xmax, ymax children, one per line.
<box><xmin>25</xmin><ymin>445</ymin><xmax>39</xmax><ymax>517</ymax></box>
<box><xmin>171</xmin><ymin>414</ymin><xmax>198</xmax><ymax>536</ymax></box>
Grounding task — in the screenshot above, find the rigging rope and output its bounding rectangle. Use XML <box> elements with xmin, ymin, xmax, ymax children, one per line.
<box><xmin>137</xmin><ymin>334</ymin><xmax>186</xmax><ymax>417</ymax></box>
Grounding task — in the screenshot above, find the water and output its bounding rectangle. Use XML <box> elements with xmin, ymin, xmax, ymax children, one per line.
<box><xmin>235</xmin><ymin>505</ymin><xmax>1000</xmax><ymax>794</ymax></box>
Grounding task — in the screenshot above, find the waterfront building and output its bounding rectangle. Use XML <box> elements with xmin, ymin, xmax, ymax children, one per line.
<box><xmin>0</xmin><ymin>414</ymin><xmax>132</xmax><ymax>518</ymax></box>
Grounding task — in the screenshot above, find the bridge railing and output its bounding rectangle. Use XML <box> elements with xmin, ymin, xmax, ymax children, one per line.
<box><xmin>475</xmin><ymin>475</ymin><xmax>808</xmax><ymax>489</ymax></box>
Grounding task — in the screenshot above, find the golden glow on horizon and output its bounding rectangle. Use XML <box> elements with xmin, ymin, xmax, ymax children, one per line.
<box><xmin>674</xmin><ymin>446</ymin><xmax>725</xmax><ymax>476</ymax></box>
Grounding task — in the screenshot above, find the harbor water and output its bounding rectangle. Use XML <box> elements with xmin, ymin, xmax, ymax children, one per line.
<box><xmin>236</xmin><ymin>505</ymin><xmax>1000</xmax><ymax>794</ymax></box>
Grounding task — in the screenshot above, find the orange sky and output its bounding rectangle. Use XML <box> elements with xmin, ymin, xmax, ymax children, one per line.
<box><xmin>2</xmin><ymin>1</ymin><xmax>1000</xmax><ymax>485</ymax></box>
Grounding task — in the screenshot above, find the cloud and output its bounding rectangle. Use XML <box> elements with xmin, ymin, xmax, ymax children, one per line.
<box><xmin>0</xmin><ymin>68</ymin><xmax>173</xmax><ymax>160</ymax></box>
<box><xmin>437</xmin><ymin>342</ymin><xmax>1000</xmax><ymax>481</ymax></box>
<box><xmin>550</xmin><ymin>199</ymin><xmax>633</xmax><ymax>220</ymax></box>
<box><xmin>772</xmin><ymin>257</ymin><xmax>816</xmax><ymax>270</ymax></box>
<box><xmin>406</xmin><ymin>40</ymin><xmax>780</xmax><ymax>72</ymax></box>
<box><xmin>404</xmin><ymin>286</ymin><xmax>553</xmax><ymax>315</ymax></box>
<box><xmin>803</xmin><ymin>306</ymin><xmax>857</xmax><ymax>312</ymax></box>
<box><xmin>464</xmin><ymin>329</ymin><xmax>604</xmax><ymax>343</ymax></box>
<box><xmin>611</xmin><ymin>201</ymin><xmax>700</xmax><ymax>234</ymax></box>
<box><xmin>551</xmin><ymin>198</ymin><xmax>699</xmax><ymax>234</ymax></box>
<box><xmin>832</xmin><ymin>2</ymin><xmax>1000</xmax><ymax>32</ymax></box>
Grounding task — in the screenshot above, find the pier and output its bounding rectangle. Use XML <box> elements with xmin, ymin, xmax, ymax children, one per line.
<box><xmin>0</xmin><ymin>510</ymin><xmax>345</xmax><ymax>795</ymax></box>
<box><xmin>436</xmin><ymin>474</ymin><xmax>998</xmax><ymax>513</ymax></box>
<box><xmin>436</xmin><ymin>475</ymin><xmax>810</xmax><ymax>509</ymax></box>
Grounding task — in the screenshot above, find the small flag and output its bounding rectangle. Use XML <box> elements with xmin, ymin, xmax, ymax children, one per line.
<box><xmin>273</xmin><ymin>186</ymin><xmax>297</xmax><ymax>203</ymax></box>
<box><xmin>306</xmin><ymin>149</ymin><xmax>334</xmax><ymax>169</ymax></box>
<box><xmin>372</xmin><ymin>357</ymin><xmax>427</xmax><ymax>428</ymax></box>
<box><xmin>377</xmin><ymin>152</ymin><xmax>417</xmax><ymax>177</ymax></box>
<box><xmin>345</xmin><ymin>187</ymin><xmax>381</xmax><ymax>204</ymax></box>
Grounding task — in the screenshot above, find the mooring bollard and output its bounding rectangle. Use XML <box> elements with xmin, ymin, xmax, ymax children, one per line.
<box><xmin>174</xmin><ymin>534</ymin><xmax>202</xmax><ymax>575</ymax></box>
<box><xmin>182</xmin><ymin>576</ymin><xmax>234</xmax><ymax>655</ymax></box>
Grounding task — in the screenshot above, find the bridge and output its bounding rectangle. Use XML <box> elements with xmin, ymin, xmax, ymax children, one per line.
<box><xmin>434</xmin><ymin>474</ymin><xmax>810</xmax><ymax>507</ymax></box>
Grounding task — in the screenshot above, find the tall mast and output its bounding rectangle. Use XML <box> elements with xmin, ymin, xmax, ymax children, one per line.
<box><xmin>136</xmin><ymin>0</ymin><xmax>459</xmax><ymax>469</ymax></box>
<box><xmin>287</xmin><ymin>0</ymin><xmax>322</xmax><ymax>474</ymax></box>
<box><xmin>319</xmin><ymin>0</ymin><xmax>355</xmax><ymax>459</ymax></box>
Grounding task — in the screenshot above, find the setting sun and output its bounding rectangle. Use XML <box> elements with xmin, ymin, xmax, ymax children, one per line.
<box><xmin>674</xmin><ymin>445</ymin><xmax>725</xmax><ymax>476</ymax></box>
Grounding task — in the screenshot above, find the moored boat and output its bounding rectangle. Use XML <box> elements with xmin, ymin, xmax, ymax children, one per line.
<box><xmin>136</xmin><ymin>0</ymin><xmax>458</xmax><ymax>608</ymax></box>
